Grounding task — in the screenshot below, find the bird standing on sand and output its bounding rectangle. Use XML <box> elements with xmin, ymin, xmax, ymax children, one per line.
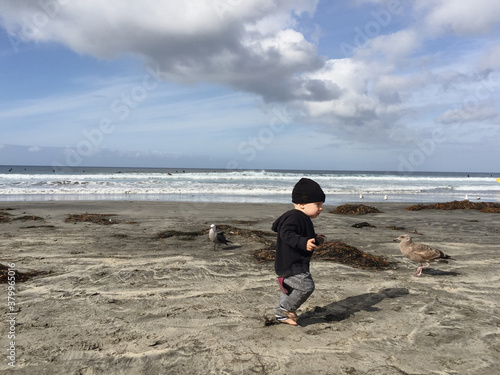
<box><xmin>395</xmin><ymin>234</ymin><xmax>453</xmax><ymax>276</ymax></box>
<box><xmin>209</xmin><ymin>224</ymin><xmax>231</xmax><ymax>250</ymax></box>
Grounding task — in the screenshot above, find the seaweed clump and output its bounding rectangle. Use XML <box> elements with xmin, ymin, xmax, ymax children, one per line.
<box><xmin>405</xmin><ymin>200</ymin><xmax>500</xmax><ymax>212</ymax></box>
<box><xmin>313</xmin><ymin>242</ymin><xmax>391</xmax><ymax>269</ymax></box>
<box><xmin>216</xmin><ymin>225</ymin><xmax>276</xmax><ymax>249</ymax></box>
<box><xmin>65</xmin><ymin>213</ymin><xmax>120</xmax><ymax>225</ymax></box>
<box><xmin>351</xmin><ymin>222</ymin><xmax>376</xmax><ymax>228</ymax></box>
<box><xmin>13</xmin><ymin>215</ymin><xmax>44</xmax><ymax>222</ymax></box>
<box><xmin>253</xmin><ymin>248</ymin><xmax>276</xmax><ymax>263</ymax></box>
<box><xmin>0</xmin><ymin>263</ymin><xmax>51</xmax><ymax>283</ymax></box>
<box><xmin>0</xmin><ymin>208</ymin><xmax>14</xmax><ymax>223</ymax></box>
<box><xmin>155</xmin><ymin>229</ymin><xmax>204</xmax><ymax>240</ymax></box>
<box><xmin>331</xmin><ymin>204</ymin><xmax>382</xmax><ymax>215</ymax></box>
<box><xmin>1</xmin><ymin>211</ymin><xmax>45</xmax><ymax>223</ymax></box>
<box><xmin>0</xmin><ymin>213</ymin><xmax>11</xmax><ymax>223</ymax></box>
<box><xmin>155</xmin><ymin>224</ymin><xmax>277</xmax><ymax>245</ymax></box>
<box><xmin>480</xmin><ymin>207</ymin><xmax>500</xmax><ymax>213</ymax></box>
<box><xmin>254</xmin><ymin>241</ymin><xmax>391</xmax><ymax>270</ymax></box>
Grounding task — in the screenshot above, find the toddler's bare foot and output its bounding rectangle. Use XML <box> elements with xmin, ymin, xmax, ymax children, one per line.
<box><xmin>277</xmin><ymin>317</ymin><xmax>298</xmax><ymax>326</ymax></box>
<box><xmin>283</xmin><ymin>310</ymin><xmax>298</xmax><ymax>322</ymax></box>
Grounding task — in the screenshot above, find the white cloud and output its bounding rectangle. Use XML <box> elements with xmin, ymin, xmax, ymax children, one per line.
<box><xmin>0</xmin><ymin>0</ymin><xmax>326</xmax><ymax>102</ymax></box>
<box><xmin>300</xmin><ymin>56</ymin><xmax>407</xmax><ymax>127</ymax></box>
<box><xmin>480</xmin><ymin>44</ymin><xmax>500</xmax><ymax>70</ymax></box>
<box><xmin>416</xmin><ymin>0</ymin><xmax>500</xmax><ymax>36</ymax></box>
<box><xmin>363</xmin><ymin>28</ymin><xmax>422</xmax><ymax>61</ymax></box>
<box><xmin>439</xmin><ymin>107</ymin><xmax>498</xmax><ymax>125</ymax></box>
<box><xmin>1</xmin><ymin>0</ymin><xmax>499</xmax><ymax>158</ymax></box>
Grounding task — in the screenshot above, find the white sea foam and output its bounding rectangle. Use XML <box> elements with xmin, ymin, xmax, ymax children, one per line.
<box><xmin>0</xmin><ymin>168</ymin><xmax>498</xmax><ymax>203</ymax></box>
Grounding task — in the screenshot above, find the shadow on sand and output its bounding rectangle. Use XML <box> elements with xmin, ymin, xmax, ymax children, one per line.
<box><xmin>299</xmin><ymin>288</ymin><xmax>409</xmax><ymax>327</ymax></box>
<box><xmin>217</xmin><ymin>245</ymin><xmax>242</xmax><ymax>251</ymax></box>
<box><xmin>420</xmin><ymin>268</ymin><xmax>460</xmax><ymax>276</ymax></box>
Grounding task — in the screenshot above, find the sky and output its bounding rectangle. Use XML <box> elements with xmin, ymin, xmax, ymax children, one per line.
<box><xmin>0</xmin><ymin>0</ymin><xmax>499</xmax><ymax>172</ymax></box>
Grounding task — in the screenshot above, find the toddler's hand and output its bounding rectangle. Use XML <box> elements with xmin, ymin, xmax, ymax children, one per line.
<box><xmin>306</xmin><ymin>238</ymin><xmax>318</xmax><ymax>251</ymax></box>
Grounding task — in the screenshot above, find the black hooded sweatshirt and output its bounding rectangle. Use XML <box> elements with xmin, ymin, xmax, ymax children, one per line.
<box><xmin>272</xmin><ymin>209</ymin><xmax>318</xmax><ymax>277</ymax></box>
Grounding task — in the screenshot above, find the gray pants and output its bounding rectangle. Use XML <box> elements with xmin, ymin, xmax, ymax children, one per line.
<box><xmin>276</xmin><ymin>272</ymin><xmax>315</xmax><ymax>319</ymax></box>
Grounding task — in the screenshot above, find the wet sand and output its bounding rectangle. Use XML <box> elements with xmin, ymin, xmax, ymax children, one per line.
<box><xmin>1</xmin><ymin>200</ymin><xmax>499</xmax><ymax>374</ymax></box>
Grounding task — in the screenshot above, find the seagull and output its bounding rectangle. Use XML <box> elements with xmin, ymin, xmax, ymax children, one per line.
<box><xmin>384</xmin><ymin>195</ymin><xmax>388</xmax><ymax>200</ymax></box>
<box><xmin>209</xmin><ymin>224</ymin><xmax>231</xmax><ymax>250</ymax></box>
<box><xmin>359</xmin><ymin>193</ymin><xmax>364</xmax><ymax>199</ymax></box>
<box><xmin>465</xmin><ymin>194</ymin><xmax>469</xmax><ymax>200</ymax></box>
<box><xmin>395</xmin><ymin>234</ymin><xmax>453</xmax><ymax>276</ymax></box>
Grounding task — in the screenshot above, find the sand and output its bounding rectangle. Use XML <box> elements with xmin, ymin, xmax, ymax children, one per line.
<box><xmin>1</xmin><ymin>200</ymin><xmax>499</xmax><ymax>375</ymax></box>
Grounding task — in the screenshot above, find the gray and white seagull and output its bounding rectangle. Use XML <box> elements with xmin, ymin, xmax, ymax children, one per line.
<box><xmin>209</xmin><ymin>224</ymin><xmax>231</xmax><ymax>250</ymax></box>
<box><xmin>395</xmin><ymin>234</ymin><xmax>453</xmax><ymax>276</ymax></box>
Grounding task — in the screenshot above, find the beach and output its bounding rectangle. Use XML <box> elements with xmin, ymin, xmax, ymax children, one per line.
<box><xmin>1</xmin><ymin>200</ymin><xmax>499</xmax><ymax>374</ymax></box>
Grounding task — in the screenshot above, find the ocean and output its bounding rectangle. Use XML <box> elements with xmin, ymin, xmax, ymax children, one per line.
<box><xmin>0</xmin><ymin>165</ymin><xmax>499</xmax><ymax>204</ymax></box>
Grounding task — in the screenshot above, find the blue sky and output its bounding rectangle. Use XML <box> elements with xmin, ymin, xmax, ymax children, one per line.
<box><xmin>0</xmin><ymin>0</ymin><xmax>499</xmax><ymax>172</ymax></box>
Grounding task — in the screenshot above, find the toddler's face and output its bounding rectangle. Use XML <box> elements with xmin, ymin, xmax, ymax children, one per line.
<box><xmin>301</xmin><ymin>202</ymin><xmax>323</xmax><ymax>218</ymax></box>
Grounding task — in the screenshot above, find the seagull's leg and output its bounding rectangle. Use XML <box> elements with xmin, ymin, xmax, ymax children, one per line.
<box><xmin>413</xmin><ymin>266</ymin><xmax>423</xmax><ymax>276</ymax></box>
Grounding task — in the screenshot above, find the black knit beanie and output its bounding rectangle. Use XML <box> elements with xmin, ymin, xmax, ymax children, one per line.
<box><xmin>292</xmin><ymin>178</ymin><xmax>325</xmax><ymax>204</ymax></box>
